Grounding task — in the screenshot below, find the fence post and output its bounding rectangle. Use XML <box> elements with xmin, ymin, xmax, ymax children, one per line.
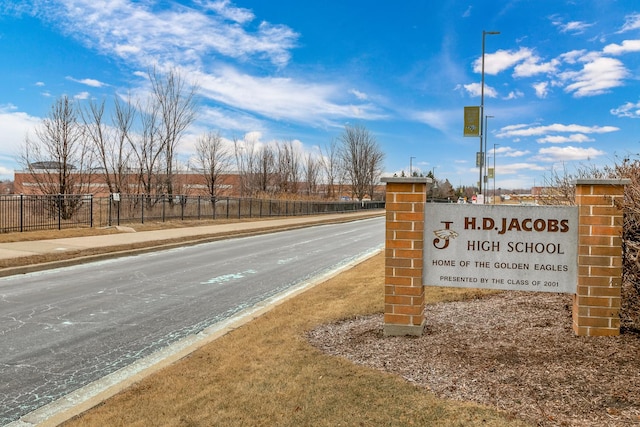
<box><xmin>381</xmin><ymin>177</ymin><xmax>431</xmax><ymax>336</ymax></box>
<box><xmin>58</xmin><ymin>194</ymin><xmax>62</xmax><ymax>230</ymax></box>
<box><xmin>20</xmin><ymin>194</ymin><xmax>24</xmax><ymax>232</ymax></box>
<box><xmin>90</xmin><ymin>195</ymin><xmax>93</xmax><ymax>228</ymax></box>
<box><xmin>573</xmin><ymin>179</ymin><xmax>629</xmax><ymax>336</ymax></box>
<box><xmin>226</xmin><ymin>197</ymin><xmax>230</xmax><ymax>219</ymax></box>
<box><xmin>162</xmin><ymin>194</ymin><xmax>166</xmax><ymax>222</ymax></box>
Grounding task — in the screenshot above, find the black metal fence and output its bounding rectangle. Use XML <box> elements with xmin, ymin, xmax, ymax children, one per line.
<box><xmin>0</xmin><ymin>194</ymin><xmax>385</xmax><ymax>233</ymax></box>
<box><xmin>0</xmin><ymin>194</ymin><xmax>94</xmax><ymax>233</ymax></box>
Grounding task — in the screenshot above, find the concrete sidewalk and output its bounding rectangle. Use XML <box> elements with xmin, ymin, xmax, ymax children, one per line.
<box><xmin>0</xmin><ymin>211</ymin><xmax>383</xmax><ymax>264</ymax></box>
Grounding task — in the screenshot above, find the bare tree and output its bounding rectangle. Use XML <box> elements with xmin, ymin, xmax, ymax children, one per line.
<box><xmin>194</xmin><ymin>131</ymin><xmax>232</xmax><ymax>202</ymax></box>
<box><xmin>82</xmin><ymin>97</ymin><xmax>135</xmax><ymax>194</ymax></box>
<box><xmin>366</xmin><ymin>146</ymin><xmax>384</xmax><ymax>201</ymax></box>
<box><xmin>129</xmin><ymin>96</ymin><xmax>165</xmax><ymax>199</ymax></box>
<box><xmin>148</xmin><ymin>67</ymin><xmax>199</xmax><ymax>198</ymax></box>
<box><xmin>256</xmin><ymin>145</ymin><xmax>276</xmax><ymax>195</ymax></box>
<box><xmin>320</xmin><ymin>138</ymin><xmax>341</xmax><ymax>199</ymax></box>
<box><xmin>234</xmin><ymin>135</ymin><xmax>257</xmax><ymax>197</ymax></box>
<box><xmin>540</xmin><ymin>162</ymin><xmax>608</xmax><ymax>205</ymax></box>
<box><xmin>275</xmin><ymin>140</ymin><xmax>302</xmax><ymax>194</ymax></box>
<box><xmin>304</xmin><ymin>152</ymin><xmax>321</xmax><ymax>196</ymax></box>
<box><xmin>19</xmin><ymin>96</ymin><xmax>93</xmax><ymax>217</ymax></box>
<box><xmin>338</xmin><ymin>124</ymin><xmax>385</xmax><ymax>201</ymax></box>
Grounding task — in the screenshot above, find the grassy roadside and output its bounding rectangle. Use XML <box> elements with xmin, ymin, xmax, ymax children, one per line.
<box><xmin>61</xmin><ymin>253</ymin><xmax>528</xmax><ymax>427</ymax></box>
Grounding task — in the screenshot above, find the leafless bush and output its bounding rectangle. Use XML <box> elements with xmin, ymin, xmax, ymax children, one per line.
<box><xmin>542</xmin><ymin>160</ymin><xmax>640</xmax><ymax>331</ymax></box>
<box><xmin>616</xmin><ymin>158</ymin><xmax>640</xmax><ymax>331</ymax></box>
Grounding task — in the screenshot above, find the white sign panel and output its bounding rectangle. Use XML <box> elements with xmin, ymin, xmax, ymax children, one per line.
<box><xmin>424</xmin><ymin>204</ymin><xmax>578</xmax><ymax>293</ymax></box>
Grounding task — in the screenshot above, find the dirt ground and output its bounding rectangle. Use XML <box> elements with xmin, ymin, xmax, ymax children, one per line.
<box><xmin>307</xmin><ymin>291</ymin><xmax>640</xmax><ymax>427</ymax></box>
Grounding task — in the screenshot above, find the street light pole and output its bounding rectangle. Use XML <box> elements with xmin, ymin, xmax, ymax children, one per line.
<box><xmin>493</xmin><ymin>143</ymin><xmax>499</xmax><ymax>204</ymax></box>
<box><xmin>479</xmin><ymin>30</ymin><xmax>499</xmax><ymax>198</ymax></box>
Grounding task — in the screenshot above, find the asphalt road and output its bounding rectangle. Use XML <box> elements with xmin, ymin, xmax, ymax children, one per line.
<box><xmin>0</xmin><ymin>217</ymin><xmax>384</xmax><ymax>426</ymax></box>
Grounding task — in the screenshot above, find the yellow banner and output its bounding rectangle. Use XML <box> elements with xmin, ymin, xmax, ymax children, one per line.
<box><xmin>464</xmin><ymin>106</ymin><xmax>480</xmax><ymax>137</ymax></box>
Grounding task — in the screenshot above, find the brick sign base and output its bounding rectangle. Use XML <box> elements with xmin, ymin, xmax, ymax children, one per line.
<box><xmin>381</xmin><ymin>177</ymin><xmax>628</xmax><ymax>337</ymax></box>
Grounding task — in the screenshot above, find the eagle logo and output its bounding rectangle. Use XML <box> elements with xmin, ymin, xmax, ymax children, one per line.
<box><xmin>434</xmin><ymin>229</ymin><xmax>458</xmax><ymax>240</ymax></box>
<box><xmin>433</xmin><ymin>225</ymin><xmax>458</xmax><ymax>249</ymax></box>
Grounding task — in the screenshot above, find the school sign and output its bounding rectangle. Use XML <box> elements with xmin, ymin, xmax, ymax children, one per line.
<box><xmin>425</xmin><ymin>204</ymin><xmax>578</xmax><ymax>293</ymax></box>
<box><xmin>381</xmin><ymin>177</ymin><xmax>628</xmax><ymax>338</ymax></box>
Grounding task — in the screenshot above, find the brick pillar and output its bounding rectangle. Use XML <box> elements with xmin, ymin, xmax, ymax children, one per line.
<box><xmin>573</xmin><ymin>179</ymin><xmax>629</xmax><ymax>336</ymax></box>
<box><xmin>381</xmin><ymin>177</ymin><xmax>431</xmax><ymax>336</ymax></box>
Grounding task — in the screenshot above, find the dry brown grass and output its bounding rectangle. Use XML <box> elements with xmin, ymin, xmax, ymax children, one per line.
<box><xmin>62</xmin><ymin>253</ymin><xmax>525</xmax><ymax>427</ymax></box>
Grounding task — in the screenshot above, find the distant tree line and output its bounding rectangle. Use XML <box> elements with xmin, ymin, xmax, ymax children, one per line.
<box><xmin>19</xmin><ymin>69</ymin><xmax>385</xmax><ymax>206</ymax></box>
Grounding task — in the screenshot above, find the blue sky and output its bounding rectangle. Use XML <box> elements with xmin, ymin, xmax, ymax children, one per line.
<box><xmin>1</xmin><ymin>1</ymin><xmax>640</xmax><ymax>191</ymax></box>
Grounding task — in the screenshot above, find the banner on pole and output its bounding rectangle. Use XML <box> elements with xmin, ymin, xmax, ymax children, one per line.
<box><xmin>464</xmin><ymin>106</ymin><xmax>480</xmax><ymax>137</ymax></box>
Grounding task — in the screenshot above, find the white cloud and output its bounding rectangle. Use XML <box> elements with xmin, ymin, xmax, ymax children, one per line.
<box><xmin>74</xmin><ymin>91</ymin><xmax>91</xmax><ymax>100</ymax></box>
<box><xmin>462</xmin><ymin>6</ymin><xmax>472</xmax><ymax>18</ymax></box>
<box><xmin>473</xmin><ymin>47</ymin><xmax>532</xmax><ymax>75</ymax></box>
<box><xmin>618</xmin><ymin>13</ymin><xmax>640</xmax><ymax>33</ymax></box>
<box><xmin>535</xmin><ymin>146</ymin><xmax>605</xmax><ymax>162</ymax></box>
<box><xmin>66</xmin><ymin>76</ymin><xmax>107</xmax><ymax>87</ymax></box>
<box><xmin>35</xmin><ymin>81</ymin><xmax>45</xmax><ymax>87</ymax></box>
<box><xmin>462</xmin><ymin>82</ymin><xmax>498</xmax><ymax>98</ymax></box>
<box><xmin>471</xmin><ymin>47</ymin><xmax>559</xmax><ymax>80</ymax></box>
<box><xmin>556</xmin><ymin>20</ymin><xmax>594</xmax><ymax>34</ymax></box>
<box><xmin>194</xmin><ymin>67</ymin><xmax>385</xmax><ymax>125</ymax></box>
<box><xmin>38</xmin><ymin>0</ymin><xmax>299</xmax><ymax>67</ymax></box>
<box><xmin>197</xmin><ymin>105</ymin><xmax>265</xmax><ymax>132</ymax></box>
<box><xmin>503</xmin><ymin>149</ymin><xmax>530</xmax><ymax>157</ymax></box>
<box><xmin>559</xmin><ymin>55</ymin><xmax>628</xmax><ymax>97</ymax></box>
<box><xmin>559</xmin><ymin>49</ymin><xmax>588</xmax><ymax>64</ymax></box>
<box><xmin>603</xmin><ymin>39</ymin><xmax>640</xmax><ymax>55</ymax></box>
<box><xmin>497</xmin><ymin>123</ymin><xmax>619</xmax><ymax>138</ymax></box>
<box><xmin>0</xmin><ymin>106</ymin><xmax>42</xmax><ymax>179</ymax></box>
<box><xmin>611</xmin><ymin>101</ymin><xmax>640</xmax><ymax>118</ymax></box>
<box><xmin>349</xmin><ymin>89</ymin><xmax>368</xmax><ymax>100</ymax></box>
<box><xmin>532</xmin><ymin>81</ymin><xmax>549</xmax><ymax>98</ymax></box>
<box><xmin>198</xmin><ymin>0</ymin><xmax>254</xmax><ymax>24</ymax></box>
<box><xmin>536</xmin><ymin>134</ymin><xmax>593</xmax><ymax>144</ymax></box>
<box><xmin>493</xmin><ymin>146</ymin><xmax>530</xmax><ymax>158</ymax></box>
<box><xmin>114</xmin><ymin>44</ymin><xmax>141</xmax><ymax>55</ymax></box>
<box><xmin>513</xmin><ymin>57</ymin><xmax>559</xmax><ymax>77</ymax></box>
<box><xmin>26</xmin><ymin>1</ymin><xmax>379</xmax><ymax>129</ymax></box>
<box><xmin>496</xmin><ymin>162</ymin><xmax>547</xmax><ymax>175</ymax></box>
<box><xmin>503</xmin><ymin>90</ymin><xmax>524</xmax><ymax>100</ymax></box>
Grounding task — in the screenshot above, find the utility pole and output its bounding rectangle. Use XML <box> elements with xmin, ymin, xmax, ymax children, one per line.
<box><xmin>479</xmin><ymin>30</ymin><xmax>499</xmax><ymax>197</ymax></box>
